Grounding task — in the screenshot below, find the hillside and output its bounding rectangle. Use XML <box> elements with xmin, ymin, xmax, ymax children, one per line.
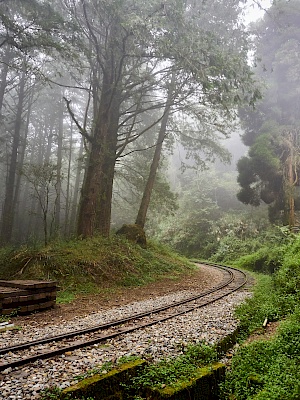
<box><xmin>0</xmin><ymin>235</ymin><xmax>196</xmax><ymax>303</ymax></box>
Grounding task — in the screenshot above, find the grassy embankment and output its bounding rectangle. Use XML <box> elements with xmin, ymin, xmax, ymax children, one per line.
<box><xmin>218</xmin><ymin>235</ymin><xmax>300</xmax><ymax>400</ymax></box>
<box><xmin>0</xmin><ymin>235</ymin><xmax>195</xmax><ymax>304</ymax></box>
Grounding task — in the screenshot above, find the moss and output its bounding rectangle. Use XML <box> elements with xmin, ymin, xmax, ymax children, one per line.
<box><xmin>247</xmin><ymin>373</ymin><xmax>264</xmax><ymax>388</ymax></box>
<box><xmin>143</xmin><ymin>363</ymin><xmax>225</xmax><ymax>400</ymax></box>
<box><xmin>61</xmin><ymin>359</ymin><xmax>146</xmax><ymax>399</ymax></box>
<box><xmin>61</xmin><ymin>360</ymin><xmax>225</xmax><ymax>400</ymax></box>
<box><xmin>215</xmin><ymin>327</ymin><xmax>239</xmax><ymax>355</ymax></box>
<box><xmin>116</xmin><ymin>224</ymin><xmax>147</xmax><ymax>248</ymax></box>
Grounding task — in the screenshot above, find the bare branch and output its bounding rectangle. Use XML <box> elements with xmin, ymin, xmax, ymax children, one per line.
<box><xmin>63</xmin><ymin>97</ymin><xmax>93</xmax><ymax>143</ymax></box>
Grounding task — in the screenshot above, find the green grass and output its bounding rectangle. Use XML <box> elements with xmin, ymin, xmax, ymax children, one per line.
<box><xmin>56</xmin><ymin>291</ymin><xmax>76</xmax><ymax>304</ymax></box>
<box><xmin>0</xmin><ymin>235</ymin><xmax>195</xmax><ymax>298</ymax></box>
<box><xmin>220</xmin><ymin>309</ymin><xmax>300</xmax><ymax>400</ymax></box>
<box><xmin>220</xmin><ymin>233</ymin><xmax>300</xmax><ymax>400</ymax></box>
<box><xmin>131</xmin><ymin>342</ymin><xmax>217</xmax><ymax>391</ymax></box>
<box><xmin>235</xmin><ymin>273</ymin><xmax>283</xmax><ymax>338</ymax></box>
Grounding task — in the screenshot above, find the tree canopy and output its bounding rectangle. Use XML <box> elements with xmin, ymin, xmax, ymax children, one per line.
<box><xmin>237</xmin><ymin>0</ymin><xmax>300</xmax><ymax>226</ymax></box>
<box><xmin>0</xmin><ymin>0</ymin><xmax>261</xmax><ymax>244</ymax></box>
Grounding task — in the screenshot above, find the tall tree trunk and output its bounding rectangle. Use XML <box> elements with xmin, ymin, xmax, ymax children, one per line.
<box><xmin>135</xmin><ymin>73</ymin><xmax>175</xmax><ymax>228</ymax></box>
<box><xmin>21</xmin><ymin>126</ymin><xmax>39</xmax><ymax>240</ymax></box>
<box><xmin>70</xmin><ymin>137</ymin><xmax>84</xmax><ymax>234</ymax></box>
<box><xmin>77</xmin><ymin>92</ymin><xmax>121</xmax><ymax>237</ymax></box>
<box><xmin>64</xmin><ymin>121</ymin><xmax>73</xmax><ymax>236</ymax></box>
<box><xmin>77</xmin><ymin>23</ymin><xmax>123</xmax><ymax>238</ymax></box>
<box><xmin>0</xmin><ymin>47</ymin><xmax>11</xmax><ymax>114</ymax></box>
<box><xmin>0</xmin><ymin>70</ymin><xmax>26</xmax><ymax>244</ymax></box>
<box><xmin>13</xmin><ymin>88</ymin><xmax>33</xmax><ymax>242</ymax></box>
<box><xmin>31</xmin><ymin>119</ymin><xmax>53</xmax><ymax>238</ymax></box>
<box><xmin>54</xmin><ymin>98</ymin><xmax>64</xmax><ymax>236</ymax></box>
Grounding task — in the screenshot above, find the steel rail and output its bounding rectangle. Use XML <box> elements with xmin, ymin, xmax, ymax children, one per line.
<box><xmin>0</xmin><ymin>264</ymin><xmax>233</xmax><ymax>355</ymax></box>
<box><xmin>0</xmin><ymin>264</ymin><xmax>247</xmax><ymax>372</ymax></box>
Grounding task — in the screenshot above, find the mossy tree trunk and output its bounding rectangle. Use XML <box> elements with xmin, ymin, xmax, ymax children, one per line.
<box><xmin>77</xmin><ymin>21</ymin><xmax>123</xmax><ymax>238</ymax></box>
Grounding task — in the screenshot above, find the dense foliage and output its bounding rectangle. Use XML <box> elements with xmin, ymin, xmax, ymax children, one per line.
<box><xmin>220</xmin><ymin>232</ymin><xmax>300</xmax><ymax>400</ymax></box>
<box><xmin>222</xmin><ymin>310</ymin><xmax>300</xmax><ymax>400</ymax></box>
<box><xmin>237</xmin><ymin>0</ymin><xmax>300</xmax><ymax>226</ymax></box>
<box><xmin>151</xmin><ymin>167</ymin><xmax>258</xmax><ymax>259</ymax></box>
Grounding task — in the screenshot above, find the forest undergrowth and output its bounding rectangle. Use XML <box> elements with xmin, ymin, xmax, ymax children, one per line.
<box><xmin>218</xmin><ymin>231</ymin><xmax>300</xmax><ymax>400</ymax></box>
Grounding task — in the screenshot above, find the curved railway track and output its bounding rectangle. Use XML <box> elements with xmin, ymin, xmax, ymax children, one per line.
<box><xmin>0</xmin><ymin>263</ymin><xmax>247</xmax><ymax>372</ymax></box>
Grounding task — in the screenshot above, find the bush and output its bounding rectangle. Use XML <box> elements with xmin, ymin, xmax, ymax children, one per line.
<box><xmin>221</xmin><ymin>309</ymin><xmax>300</xmax><ymax>400</ymax></box>
<box><xmin>274</xmin><ymin>237</ymin><xmax>300</xmax><ymax>299</ymax></box>
<box><xmin>210</xmin><ymin>235</ymin><xmax>262</xmax><ymax>263</ymax></box>
<box><xmin>234</xmin><ymin>244</ymin><xmax>285</xmax><ymax>274</ymax></box>
<box><xmin>211</xmin><ymin>226</ymin><xmax>290</xmax><ymax>265</ymax></box>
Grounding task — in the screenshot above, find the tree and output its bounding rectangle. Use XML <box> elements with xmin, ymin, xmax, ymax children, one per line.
<box><xmin>64</xmin><ymin>0</ymin><xmax>259</xmax><ymax>238</ymax></box>
<box><xmin>0</xmin><ymin>67</ymin><xmax>27</xmax><ymax>244</ymax></box>
<box><xmin>237</xmin><ymin>0</ymin><xmax>300</xmax><ymax>227</ymax></box>
<box><xmin>0</xmin><ymin>0</ymin><xmax>68</xmax><ymax>56</ymax></box>
<box><xmin>0</xmin><ymin>0</ymin><xmax>259</xmax><ymax>244</ymax></box>
<box><xmin>22</xmin><ymin>162</ymin><xmax>61</xmax><ymax>246</ymax></box>
<box><xmin>135</xmin><ymin>71</ymin><xmax>176</xmax><ymax>229</ymax></box>
<box><xmin>134</xmin><ymin>0</ymin><xmax>264</xmax><ymax>231</ymax></box>
<box><xmin>0</xmin><ymin>0</ymin><xmax>76</xmax><ymax>244</ymax></box>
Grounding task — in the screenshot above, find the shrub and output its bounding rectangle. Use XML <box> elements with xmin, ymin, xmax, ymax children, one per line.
<box><xmin>234</xmin><ymin>244</ymin><xmax>285</xmax><ymax>274</ymax></box>
<box><xmin>274</xmin><ymin>240</ymin><xmax>300</xmax><ymax>299</ymax></box>
<box><xmin>211</xmin><ymin>225</ymin><xmax>290</xmax><ymax>265</ymax></box>
<box><xmin>221</xmin><ymin>309</ymin><xmax>300</xmax><ymax>400</ymax></box>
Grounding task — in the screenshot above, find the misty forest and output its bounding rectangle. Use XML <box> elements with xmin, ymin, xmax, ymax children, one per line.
<box><xmin>0</xmin><ymin>1</ymin><xmax>300</xmax><ymax>399</ymax></box>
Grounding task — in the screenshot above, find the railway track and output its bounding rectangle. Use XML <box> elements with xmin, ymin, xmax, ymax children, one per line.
<box><xmin>0</xmin><ymin>263</ymin><xmax>247</xmax><ymax>372</ymax></box>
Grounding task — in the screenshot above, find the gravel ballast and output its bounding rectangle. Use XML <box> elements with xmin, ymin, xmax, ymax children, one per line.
<box><xmin>0</xmin><ymin>266</ymin><xmax>251</xmax><ymax>399</ymax></box>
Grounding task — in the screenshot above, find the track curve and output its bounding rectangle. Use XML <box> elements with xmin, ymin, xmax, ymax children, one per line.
<box><xmin>0</xmin><ymin>263</ymin><xmax>247</xmax><ymax>372</ymax></box>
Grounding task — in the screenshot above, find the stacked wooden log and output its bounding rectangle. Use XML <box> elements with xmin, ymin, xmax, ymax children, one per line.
<box><xmin>0</xmin><ymin>280</ymin><xmax>57</xmax><ymax>315</ymax></box>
